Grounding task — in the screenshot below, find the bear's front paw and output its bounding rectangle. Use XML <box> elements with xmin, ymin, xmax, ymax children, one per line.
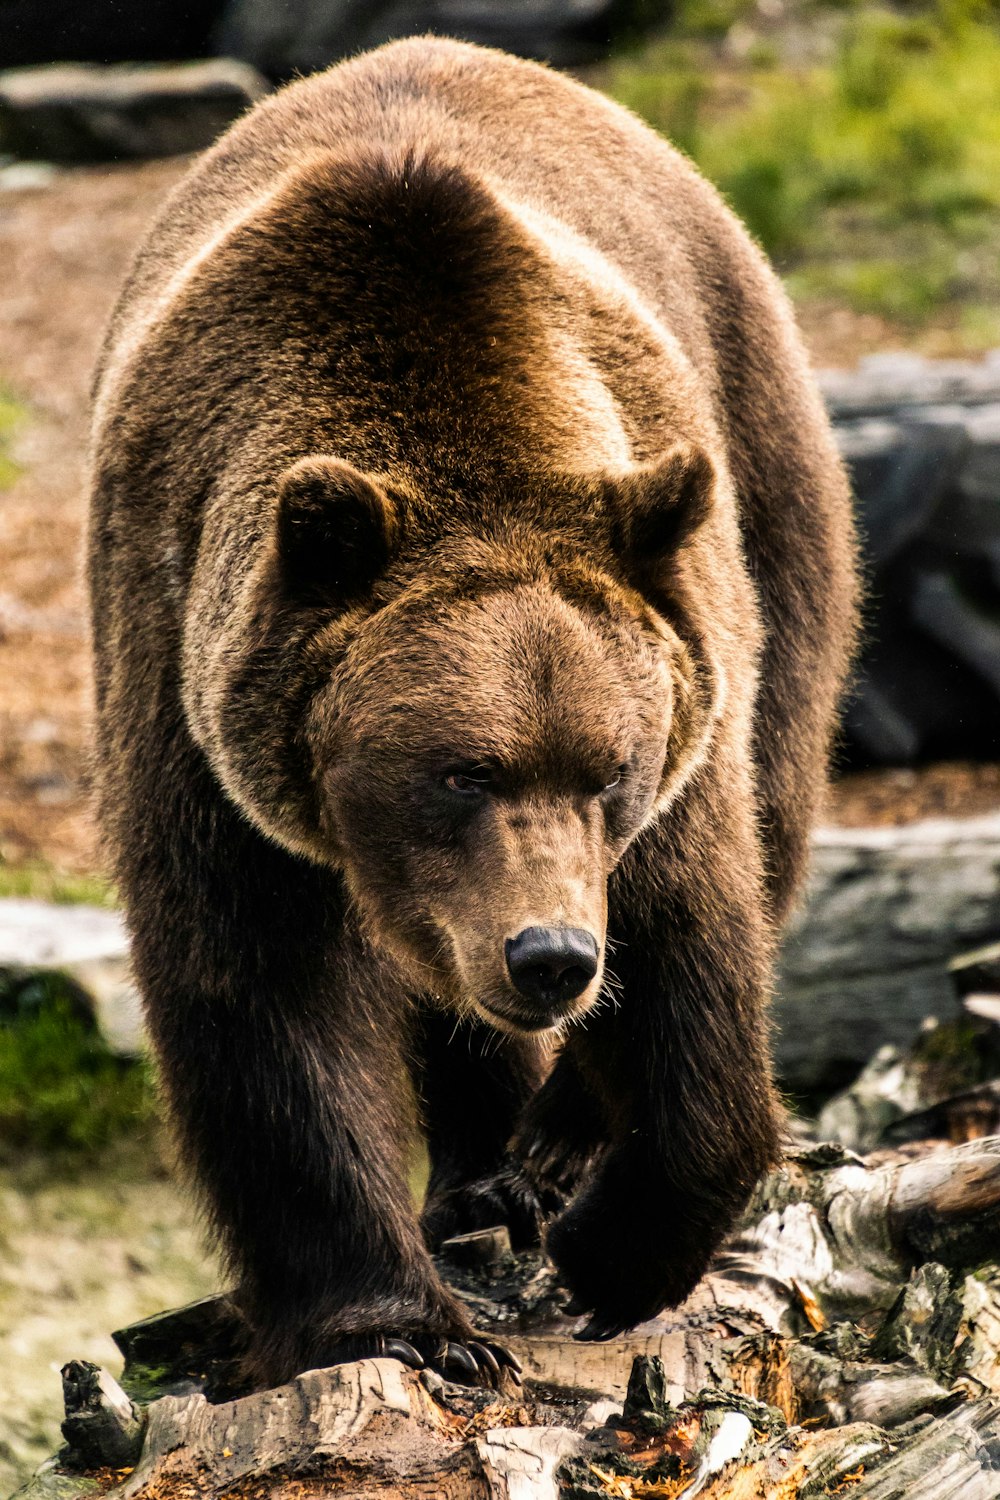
<box><xmin>422</xmin><ymin>1156</ymin><xmax>564</xmax><ymax>1251</ymax></box>
<box><xmin>244</xmin><ymin>1286</ymin><xmax>521</xmax><ymax>1391</ymax></box>
<box><xmin>319</xmin><ymin>1329</ymin><xmax>522</xmax><ymax>1389</ymax></box>
<box><xmin>545</xmin><ymin>1171</ymin><xmax>715</xmax><ymax>1342</ymax></box>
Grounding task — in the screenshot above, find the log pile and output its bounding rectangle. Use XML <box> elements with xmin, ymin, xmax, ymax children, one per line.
<box><xmin>821</xmin><ymin>352</ymin><xmax>1000</xmax><ymax>767</ymax></box>
<box><xmin>20</xmin><ymin>1133</ymin><xmax>1000</xmax><ymax>1500</ymax></box>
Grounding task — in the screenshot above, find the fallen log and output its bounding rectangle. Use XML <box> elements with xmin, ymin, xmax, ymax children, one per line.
<box><xmin>19</xmin><ymin>1135</ymin><xmax>1000</xmax><ymax>1499</ymax></box>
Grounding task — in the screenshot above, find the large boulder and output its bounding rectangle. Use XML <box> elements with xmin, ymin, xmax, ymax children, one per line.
<box><xmin>0</xmin><ymin>0</ymin><xmax>225</xmax><ymax>70</ymax></box>
<box><xmin>821</xmin><ymin>352</ymin><xmax>1000</xmax><ymax>766</ymax></box>
<box><xmin>216</xmin><ymin>0</ymin><xmax>622</xmax><ymax>78</ymax></box>
<box><xmin>0</xmin><ymin>59</ymin><xmax>267</xmax><ymax>161</ymax></box>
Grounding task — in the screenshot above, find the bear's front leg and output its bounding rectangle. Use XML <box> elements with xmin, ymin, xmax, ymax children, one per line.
<box><xmin>544</xmin><ymin>767</ymin><xmax>784</xmax><ymax>1339</ymax></box>
<box><xmin>127</xmin><ymin>800</ymin><xmax>517</xmax><ymax>1391</ymax></box>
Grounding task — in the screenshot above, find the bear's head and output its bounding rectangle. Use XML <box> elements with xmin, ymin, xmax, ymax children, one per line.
<box><xmin>251</xmin><ymin>443</ymin><xmax>720</xmax><ymax>1035</ymax></box>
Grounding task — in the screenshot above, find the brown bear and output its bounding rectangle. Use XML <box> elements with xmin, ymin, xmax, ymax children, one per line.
<box><xmin>88</xmin><ymin>36</ymin><xmax>858</xmax><ymax>1388</ymax></box>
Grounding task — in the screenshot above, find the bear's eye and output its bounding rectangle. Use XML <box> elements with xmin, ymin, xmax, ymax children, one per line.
<box><xmin>602</xmin><ymin>766</ymin><xmax>627</xmax><ymax>793</ymax></box>
<box><xmin>443</xmin><ymin>764</ymin><xmax>494</xmax><ymax>796</ymax></box>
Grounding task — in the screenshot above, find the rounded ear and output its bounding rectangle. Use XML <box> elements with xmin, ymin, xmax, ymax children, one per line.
<box><xmin>611</xmin><ymin>442</ymin><xmax>716</xmax><ymax>564</ymax></box>
<box><xmin>275</xmin><ymin>456</ymin><xmax>397</xmax><ymax>601</ymax></box>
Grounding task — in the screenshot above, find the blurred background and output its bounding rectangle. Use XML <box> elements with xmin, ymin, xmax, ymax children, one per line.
<box><xmin>1</xmin><ymin>0</ymin><xmax>999</xmax><ymax>1490</ymax></box>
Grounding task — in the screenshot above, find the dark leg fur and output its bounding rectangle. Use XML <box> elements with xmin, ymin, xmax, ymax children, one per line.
<box><xmin>540</xmin><ymin>751</ymin><xmax>784</xmax><ymax>1337</ymax></box>
<box><xmin>117</xmin><ymin>736</ymin><xmax>511</xmax><ymax>1389</ymax></box>
<box><xmin>416</xmin><ymin>1009</ymin><xmax>556</xmax><ymax>1249</ymax></box>
<box><xmin>511</xmin><ymin>1044</ymin><xmax>608</xmax><ymax>1199</ymax></box>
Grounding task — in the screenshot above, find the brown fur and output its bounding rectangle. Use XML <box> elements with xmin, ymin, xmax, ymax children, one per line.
<box><xmin>88</xmin><ymin>38</ymin><xmax>858</xmax><ymax>1383</ymax></box>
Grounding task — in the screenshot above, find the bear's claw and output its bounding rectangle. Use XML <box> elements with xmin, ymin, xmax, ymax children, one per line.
<box><xmin>384</xmin><ymin>1337</ymin><xmax>425</xmax><ymax>1368</ymax></box>
<box><xmin>573</xmin><ymin>1314</ymin><xmax>628</xmax><ymax>1343</ymax></box>
<box><xmin>326</xmin><ymin>1331</ymin><xmax>521</xmax><ymax>1388</ymax></box>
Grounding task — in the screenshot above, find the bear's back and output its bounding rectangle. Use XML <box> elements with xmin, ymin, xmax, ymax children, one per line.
<box><xmin>94</xmin><ymin>35</ymin><xmax>782</xmax><ymax>416</ymax></box>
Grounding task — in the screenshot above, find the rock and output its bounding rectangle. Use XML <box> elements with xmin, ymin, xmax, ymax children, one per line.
<box><xmin>819</xmin><ymin>352</ymin><xmax>1000</xmax><ymax>766</ymax></box>
<box><xmin>477</xmin><ymin>1425</ymin><xmax>586</xmax><ymax>1500</ymax></box>
<box><xmin>0</xmin><ymin>60</ymin><xmax>267</xmax><ymax>162</ymax></box>
<box><xmin>217</xmin><ymin>0</ymin><xmax>622</xmax><ymax>81</ymax></box>
<box><xmin>817</xmin><ymin>1044</ymin><xmax>927</xmax><ymax>1152</ymax></box>
<box><xmin>33</xmin><ymin>1137</ymin><xmax>1000</xmax><ymax>1497</ymax></box>
<box><xmin>0</xmin><ymin>160</ymin><xmax>58</xmax><ymax>190</ymax></box>
<box><xmin>815</xmin><ymin>977</ymin><xmax>1000</xmax><ymax>1152</ymax></box>
<box><xmin>8</xmin><ymin>1456</ymin><xmax>101</xmax><ymax>1499</ymax></box>
<box><xmin>0</xmin><ymin>898</ymin><xmax>142</xmax><ymax>1054</ymax></box>
<box><xmin>621</xmin><ymin>1355</ymin><xmax>675</xmax><ymax>1431</ymax></box>
<box><xmin>775</xmin><ymin>815</ymin><xmax>1000</xmax><ymax>1093</ymax></box>
<box><xmin>118</xmin><ymin>1358</ymin><xmax>488</xmax><ymax>1498</ymax></box>
<box><xmin>819</xmin><ymin>351</ymin><xmax>1000</xmax><ymax>419</ymax></box>
<box><xmin>2</xmin><ymin>0</ymin><xmax>226</xmax><ymax>72</ymax></box>
<box><xmin>441</xmin><ymin>1226</ymin><xmax>515</xmax><ymax>1273</ymax></box>
<box><xmin>0</xmin><ymin>899</ymin><xmax>127</xmax><ymax>970</ymax></box>
<box><xmin>113</xmin><ymin>1294</ymin><xmax>248</xmax><ymax>1402</ymax></box>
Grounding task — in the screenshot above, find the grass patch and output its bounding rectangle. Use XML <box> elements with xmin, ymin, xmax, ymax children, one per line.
<box><xmin>0</xmin><ymin>977</ymin><xmax>156</xmax><ymax>1158</ymax></box>
<box><xmin>0</xmin><ymin>857</ymin><xmax>117</xmax><ymax>907</ymax></box>
<box><xmin>603</xmin><ymin>0</ymin><xmax>1000</xmax><ymax>329</ymax></box>
<box><xmin>0</xmin><ymin>387</ymin><xmax>27</xmax><ymax>489</ymax></box>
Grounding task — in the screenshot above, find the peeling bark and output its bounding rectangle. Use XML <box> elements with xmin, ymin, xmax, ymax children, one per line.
<box><xmin>23</xmin><ymin>1138</ymin><xmax>1000</xmax><ymax>1499</ymax></box>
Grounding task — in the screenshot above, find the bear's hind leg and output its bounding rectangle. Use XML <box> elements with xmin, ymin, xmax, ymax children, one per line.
<box><xmin>416</xmin><ymin>1009</ymin><xmax>557</xmax><ymax>1249</ymax></box>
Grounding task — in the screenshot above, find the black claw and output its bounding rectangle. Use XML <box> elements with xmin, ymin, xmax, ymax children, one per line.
<box><xmin>468</xmin><ymin>1341</ymin><xmax>501</xmax><ymax>1381</ymax></box>
<box><xmin>574</xmin><ymin>1316</ymin><xmax>624</xmax><ymax>1343</ymax></box>
<box><xmin>443</xmin><ymin>1342</ymin><xmax>481</xmax><ymax>1380</ymax></box>
<box><xmin>493</xmin><ymin>1345</ymin><xmax>522</xmax><ymax>1375</ymax></box>
<box><xmin>481</xmin><ymin>1341</ymin><xmax>522</xmax><ymax>1384</ymax></box>
<box><xmin>385</xmin><ymin>1338</ymin><xmax>424</xmax><ymax>1369</ymax></box>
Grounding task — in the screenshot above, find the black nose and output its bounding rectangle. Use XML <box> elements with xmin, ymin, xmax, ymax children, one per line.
<box><xmin>504</xmin><ymin>926</ymin><xmax>600</xmax><ymax>1005</ymax></box>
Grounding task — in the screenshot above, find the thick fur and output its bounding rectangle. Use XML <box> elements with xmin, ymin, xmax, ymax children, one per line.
<box><xmin>88</xmin><ymin>38</ymin><xmax>858</xmax><ymax>1385</ymax></box>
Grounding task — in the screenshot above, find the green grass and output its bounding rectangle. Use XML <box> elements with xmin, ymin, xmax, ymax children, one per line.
<box><xmin>0</xmin><ymin>981</ymin><xmax>156</xmax><ymax>1158</ymax></box>
<box><xmin>0</xmin><ymin>387</ymin><xmax>26</xmax><ymax>488</ymax></box>
<box><xmin>604</xmin><ymin>0</ymin><xmax>1000</xmax><ymax>330</ymax></box>
<box><xmin>0</xmin><ymin>857</ymin><xmax>117</xmax><ymax>907</ymax></box>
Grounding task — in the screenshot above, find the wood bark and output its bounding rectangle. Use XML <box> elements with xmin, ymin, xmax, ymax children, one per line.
<box><xmin>20</xmin><ymin>1135</ymin><xmax>1000</xmax><ymax>1499</ymax></box>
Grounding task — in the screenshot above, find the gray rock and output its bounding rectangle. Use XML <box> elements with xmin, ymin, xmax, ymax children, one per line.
<box><xmin>0</xmin><ymin>898</ymin><xmax>143</xmax><ymax>1054</ymax></box>
<box><xmin>775</xmin><ymin>815</ymin><xmax>1000</xmax><ymax>1093</ymax></box>
<box><xmin>0</xmin><ymin>60</ymin><xmax>267</xmax><ymax>162</ymax></box>
<box><xmin>820</xmin><ymin>351</ymin><xmax>1000</xmax><ymax>419</ymax></box>
<box><xmin>0</xmin><ymin>899</ymin><xmax>126</xmax><ymax>969</ymax></box>
<box><xmin>821</xmin><ymin>354</ymin><xmax>1000</xmax><ymax>765</ymax></box>
<box><xmin>217</xmin><ymin>0</ymin><xmax>617</xmax><ymax>78</ymax></box>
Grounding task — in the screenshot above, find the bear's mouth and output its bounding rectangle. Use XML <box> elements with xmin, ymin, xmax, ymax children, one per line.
<box><xmin>472</xmin><ymin>992</ymin><xmax>592</xmax><ymax>1036</ymax></box>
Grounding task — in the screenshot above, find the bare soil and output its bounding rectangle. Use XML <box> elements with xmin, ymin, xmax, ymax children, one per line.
<box><xmin>1</xmin><ymin>158</ymin><xmax>998</xmax><ymax>884</ymax></box>
<box><xmin>0</xmin><ymin>159</ymin><xmax>187</xmax><ymax>877</ymax></box>
<box><xmin>0</xmin><ymin>1148</ymin><xmax>217</xmax><ymax>1496</ymax></box>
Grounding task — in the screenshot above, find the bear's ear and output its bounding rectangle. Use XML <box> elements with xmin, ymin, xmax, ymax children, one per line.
<box><xmin>611</xmin><ymin>442</ymin><xmax>716</xmax><ymax>565</ymax></box>
<box><xmin>275</xmin><ymin>456</ymin><xmax>396</xmax><ymax>601</ymax></box>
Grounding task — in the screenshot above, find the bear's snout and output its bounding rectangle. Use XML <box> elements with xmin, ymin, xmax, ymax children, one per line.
<box><xmin>504</xmin><ymin>926</ymin><xmax>599</xmax><ymax>1007</ymax></box>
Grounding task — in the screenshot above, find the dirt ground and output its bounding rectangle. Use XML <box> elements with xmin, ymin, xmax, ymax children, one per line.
<box><xmin>0</xmin><ymin>1148</ymin><xmax>217</xmax><ymax>1496</ymax></box>
<box><xmin>0</xmin><ymin>160</ymin><xmax>187</xmax><ymax>877</ymax></box>
<box><xmin>2</xmin><ymin>158</ymin><xmax>999</xmax><ymax>885</ymax></box>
